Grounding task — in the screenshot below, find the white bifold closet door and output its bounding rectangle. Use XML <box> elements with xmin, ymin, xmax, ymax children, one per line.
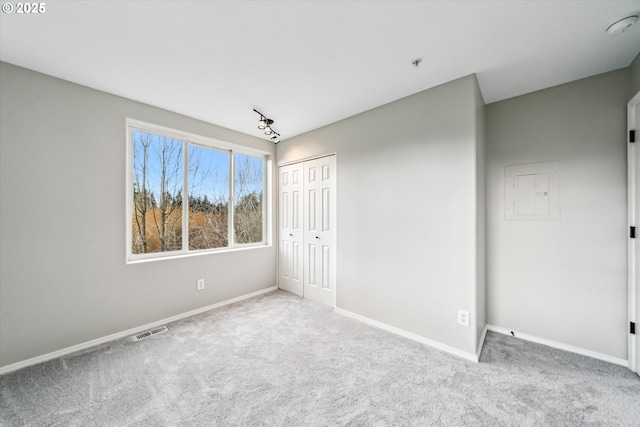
<box><xmin>278</xmin><ymin>155</ymin><xmax>336</xmax><ymax>307</ymax></box>
<box><xmin>279</xmin><ymin>162</ymin><xmax>304</xmax><ymax>297</ymax></box>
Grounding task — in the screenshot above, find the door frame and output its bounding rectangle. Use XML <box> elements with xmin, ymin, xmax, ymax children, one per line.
<box><xmin>628</xmin><ymin>91</ymin><xmax>640</xmax><ymax>374</ymax></box>
<box><xmin>277</xmin><ymin>153</ymin><xmax>338</xmax><ymax>308</ymax></box>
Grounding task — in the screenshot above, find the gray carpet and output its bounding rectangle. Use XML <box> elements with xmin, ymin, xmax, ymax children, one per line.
<box><xmin>1</xmin><ymin>290</ymin><xmax>639</xmax><ymax>426</ymax></box>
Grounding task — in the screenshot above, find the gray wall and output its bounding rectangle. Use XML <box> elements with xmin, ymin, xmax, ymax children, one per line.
<box><xmin>0</xmin><ymin>62</ymin><xmax>277</xmax><ymax>368</ymax></box>
<box><xmin>631</xmin><ymin>52</ymin><xmax>640</xmax><ymax>97</ymax></box>
<box><xmin>486</xmin><ymin>69</ymin><xmax>629</xmax><ymax>359</ymax></box>
<box><xmin>278</xmin><ymin>75</ymin><xmax>486</xmax><ymax>356</ymax></box>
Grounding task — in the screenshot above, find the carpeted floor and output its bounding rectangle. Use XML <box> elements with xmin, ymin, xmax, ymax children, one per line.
<box><xmin>1</xmin><ymin>290</ymin><xmax>639</xmax><ymax>426</ymax></box>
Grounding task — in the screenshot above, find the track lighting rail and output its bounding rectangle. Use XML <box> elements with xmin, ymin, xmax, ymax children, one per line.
<box><xmin>253</xmin><ymin>109</ymin><xmax>280</xmax><ymax>143</ymax></box>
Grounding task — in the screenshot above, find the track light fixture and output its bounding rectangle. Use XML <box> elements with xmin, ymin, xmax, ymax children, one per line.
<box><xmin>253</xmin><ymin>109</ymin><xmax>280</xmax><ymax>143</ymax></box>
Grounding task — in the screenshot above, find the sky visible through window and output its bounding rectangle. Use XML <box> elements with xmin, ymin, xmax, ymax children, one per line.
<box><xmin>132</xmin><ymin>130</ymin><xmax>262</xmax><ymax>203</ymax></box>
<box><xmin>188</xmin><ymin>145</ymin><xmax>229</xmax><ymax>207</ymax></box>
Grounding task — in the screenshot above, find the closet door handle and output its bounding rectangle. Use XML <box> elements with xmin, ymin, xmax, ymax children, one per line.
<box><xmin>289</xmin><ymin>234</ymin><xmax>294</xmax><ymax>237</ymax></box>
<box><xmin>315</xmin><ymin>236</ymin><xmax>320</xmax><ymax>239</ymax></box>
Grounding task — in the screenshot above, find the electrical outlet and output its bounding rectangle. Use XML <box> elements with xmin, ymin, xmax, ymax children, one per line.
<box><xmin>457</xmin><ymin>310</ymin><xmax>469</xmax><ymax>327</ymax></box>
<box><xmin>196</xmin><ymin>279</ymin><xmax>205</xmax><ymax>291</ymax></box>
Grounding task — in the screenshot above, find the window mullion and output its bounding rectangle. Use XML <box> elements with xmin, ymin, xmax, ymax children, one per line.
<box><xmin>182</xmin><ymin>141</ymin><xmax>189</xmax><ymax>252</ymax></box>
<box><xmin>262</xmin><ymin>157</ymin><xmax>267</xmax><ymax>244</ymax></box>
<box><xmin>228</xmin><ymin>151</ymin><xmax>235</xmax><ymax>248</ymax></box>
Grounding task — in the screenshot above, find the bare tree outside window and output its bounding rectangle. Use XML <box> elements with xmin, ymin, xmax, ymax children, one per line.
<box><xmin>132</xmin><ymin>131</ymin><xmax>183</xmax><ymax>254</ymax></box>
<box><xmin>234</xmin><ymin>154</ymin><xmax>264</xmax><ymax>244</ymax></box>
<box><xmin>188</xmin><ymin>145</ymin><xmax>229</xmax><ymax>250</ymax></box>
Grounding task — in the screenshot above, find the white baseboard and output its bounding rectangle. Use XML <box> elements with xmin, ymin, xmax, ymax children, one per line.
<box><xmin>334</xmin><ymin>308</ymin><xmax>480</xmax><ymax>363</ymax></box>
<box><xmin>0</xmin><ymin>286</ymin><xmax>278</xmax><ymax>376</ymax></box>
<box><xmin>486</xmin><ymin>325</ymin><xmax>628</xmax><ymax>367</ymax></box>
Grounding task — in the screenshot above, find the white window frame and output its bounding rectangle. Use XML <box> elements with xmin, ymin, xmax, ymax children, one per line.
<box><xmin>126</xmin><ymin>119</ymin><xmax>271</xmax><ymax>263</ymax></box>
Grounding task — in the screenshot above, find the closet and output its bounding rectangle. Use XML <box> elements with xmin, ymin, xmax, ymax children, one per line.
<box><xmin>278</xmin><ymin>155</ymin><xmax>336</xmax><ymax>307</ymax></box>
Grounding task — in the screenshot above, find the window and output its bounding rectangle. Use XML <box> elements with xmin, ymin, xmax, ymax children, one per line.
<box><xmin>127</xmin><ymin>120</ymin><xmax>269</xmax><ymax>261</ymax></box>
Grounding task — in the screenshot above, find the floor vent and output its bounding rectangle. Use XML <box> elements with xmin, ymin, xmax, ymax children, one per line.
<box><xmin>132</xmin><ymin>325</ymin><xmax>169</xmax><ymax>342</ymax></box>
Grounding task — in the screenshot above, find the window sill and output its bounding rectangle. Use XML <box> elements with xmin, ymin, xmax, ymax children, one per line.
<box><xmin>126</xmin><ymin>243</ymin><xmax>273</xmax><ymax>265</ymax></box>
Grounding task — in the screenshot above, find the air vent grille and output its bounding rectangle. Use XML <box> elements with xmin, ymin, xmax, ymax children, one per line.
<box><xmin>132</xmin><ymin>325</ymin><xmax>169</xmax><ymax>341</ymax></box>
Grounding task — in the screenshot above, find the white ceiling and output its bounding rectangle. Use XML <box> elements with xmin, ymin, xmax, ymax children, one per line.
<box><xmin>1</xmin><ymin>1</ymin><xmax>639</xmax><ymax>142</ymax></box>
